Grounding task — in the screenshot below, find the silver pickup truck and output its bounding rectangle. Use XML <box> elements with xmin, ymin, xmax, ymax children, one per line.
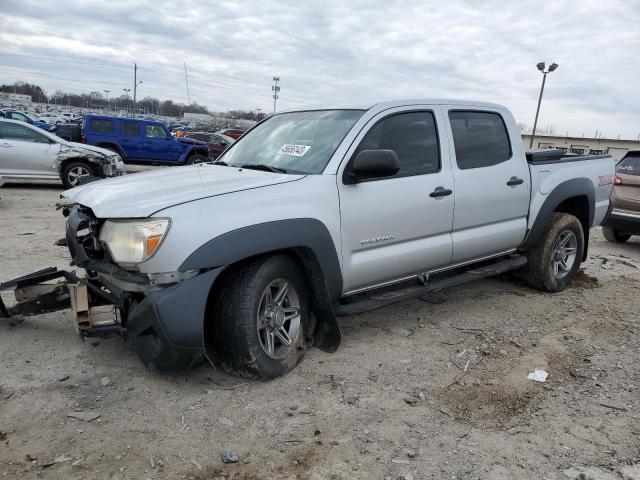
<box><xmin>0</xmin><ymin>99</ymin><xmax>614</xmax><ymax>378</ymax></box>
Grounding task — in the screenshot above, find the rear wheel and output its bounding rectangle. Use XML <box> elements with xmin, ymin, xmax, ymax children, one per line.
<box><xmin>210</xmin><ymin>255</ymin><xmax>309</xmax><ymax>379</ymax></box>
<box><xmin>61</xmin><ymin>161</ymin><xmax>94</xmax><ymax>189</ymax></box>
<box><xmin>602</xmin><ymin>226</ymin><xmax>631</xmax><ymax>243</ymax></box>
<box><xmin>521</xmin><ymin>213</ymin><xmax>584</xmax><ymax>292</ymax></box>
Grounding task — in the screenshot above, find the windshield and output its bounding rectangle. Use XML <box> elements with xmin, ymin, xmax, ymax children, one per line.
<box><xmin>219</xmin><ymin>109</ymin><xmax>364</xmax><ymax>174</ymax></box>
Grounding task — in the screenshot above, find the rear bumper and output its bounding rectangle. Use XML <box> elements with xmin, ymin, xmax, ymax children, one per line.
<box><xmin>602</xmin><ymin>209</ymin><xmax>640</xmax><ymax>235</ymax></box>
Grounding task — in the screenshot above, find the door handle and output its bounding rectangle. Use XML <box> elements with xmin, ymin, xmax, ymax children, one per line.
<box><xmin>507</xmin><ymin>176</ymin><xmax>524</xmax><ymax>186</ymax></box>
<box><xmin>429</xmin><ymin>187</ymin><xmax>453</xmax><ymax>198</ymax></box>
<box><xmin>0</xmin><ymin>143</ymin><xmax>12</xmax><ymax>148</ymax></box>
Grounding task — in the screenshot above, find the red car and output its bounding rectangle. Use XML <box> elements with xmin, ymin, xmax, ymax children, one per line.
<box><xmin>185</xmin><ymin>132</ymin><xmax>235</xmax><ymax>159</ymax></box>
<box><xmin>216</xmin><ymin>128</ymin><xmax>245</xmax><ymax>140</ymax></box>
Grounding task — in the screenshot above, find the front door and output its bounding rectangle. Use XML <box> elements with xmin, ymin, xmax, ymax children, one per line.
<box><xmin>0</xmin><ymin>122</ymin><xmax>60</xmax><ymax>177</ymax></box>
<box><xmin>142</xmin><ymin>124</ymin><xmax>180</xmax><ymax>162</ymax></box>
<box><xmin>444</xmin><ymin>107</ymin><xmax>530</xmax><ymax>263</ymax></box>
<box><xmin>338</xmin><ymin>107</ymin><xmax>455</xmax><ymax>294</ymax></box>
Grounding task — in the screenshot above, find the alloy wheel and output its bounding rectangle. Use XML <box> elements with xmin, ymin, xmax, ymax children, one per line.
<box><xmin>256</xmin><ymin>278</ymin><xmax>301</xmax><ymax>359</ymax></box>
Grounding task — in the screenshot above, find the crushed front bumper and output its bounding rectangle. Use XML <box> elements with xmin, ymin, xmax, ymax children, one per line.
<box><xmin>1</xmin><ymin>205</ymin><xmax>219</xmax><ymax>369</ymax></box>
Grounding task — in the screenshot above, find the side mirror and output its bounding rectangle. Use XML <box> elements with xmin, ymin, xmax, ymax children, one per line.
<box><xmin>347</xmin><ymin>149</ymin><xmax>400</xmax><ymax>183</ymax></box>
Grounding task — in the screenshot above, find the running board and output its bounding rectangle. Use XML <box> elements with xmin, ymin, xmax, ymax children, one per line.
<box><xmin>334</xmin><ymin>255</ymin><xmax>527</xmax><ymax>317</ymax></box>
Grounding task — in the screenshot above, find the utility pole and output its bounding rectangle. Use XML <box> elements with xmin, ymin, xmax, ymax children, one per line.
<box><xmin>530</xmin><ymin>62</ymin><xmax>558</xmax><ymax>149</ymax></box>
<box><xmin>184</xmin><ymin>63</ymin><xmax>191</xmax><ymax>114</ymax></box>
<box><xmin>104</xmin><ymin>90</ymin><xmax>110</xmax><ymax>110</ymax></box>
<box><xmin>272</xmin><ymin>77</ymin><xmax>280</xmax><ymax>113</ymax></box>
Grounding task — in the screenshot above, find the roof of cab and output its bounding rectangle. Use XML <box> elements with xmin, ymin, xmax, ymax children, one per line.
<box><xmin>281</xmin><ymin>99</ymin><xmax>505</xmax><ymax>113</ymax></box>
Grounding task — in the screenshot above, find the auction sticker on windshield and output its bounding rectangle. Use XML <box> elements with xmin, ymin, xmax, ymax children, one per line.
<box><xmin>279</xmin><ymin>144</ymin><xmax>311</xmax><ymax>157</ymax></box>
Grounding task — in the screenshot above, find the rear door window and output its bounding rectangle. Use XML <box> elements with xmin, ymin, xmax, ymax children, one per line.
<box><xmin>121</xmin><ymin>121</ymin><xmax>140</xmax><ymax>137</ymax></box>
<box><xmin>91</xmin><ymin>119</ymin><xmax>115</xmax><ymax>134</ymax></box>
<box><xmin>449</xmin><ymin>111</ymin><xmax>512</xmax><ymax>169</ymax></box>
<box><xmin>617</xmin><ymin>153</ymin><xmax>640</xmax><ymax>176</ymax></box>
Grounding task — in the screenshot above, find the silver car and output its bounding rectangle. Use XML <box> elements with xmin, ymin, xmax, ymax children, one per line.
<box><xmin>0</xmin><ymin>119</ymin><xmax>125</xmax><ymax>188</ymax></box>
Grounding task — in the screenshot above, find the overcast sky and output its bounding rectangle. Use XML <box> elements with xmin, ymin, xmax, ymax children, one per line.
<box><xmin>1</xmin><ymin>0</ymin><xmax>639</xmax><ymax>138</ymax></box>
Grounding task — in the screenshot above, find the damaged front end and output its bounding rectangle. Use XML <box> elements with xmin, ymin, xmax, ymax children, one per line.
<box><xmin>1</xmin><ymin>204</ymin><xmax>213</xmax><ymax>370</ymax></box>
<box><xmin>56</xmin><ymin>144</ymin><xmax>126</xmax><ymax>179</ymax></box>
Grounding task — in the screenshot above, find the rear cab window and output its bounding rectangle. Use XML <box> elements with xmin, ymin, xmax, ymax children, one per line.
<box><xmin>448</xmin><ymin>111</ymin><xmax>512</xmax><ymax>169</ymax></box>
<box><xmin>617</xmin><ymin>153</ymin><xmax>640</xmax><ymax>176</ymax></box>
<box><xmin>90</xmin><ymin>119</ymin><xmax>116</xmax><ymax>135</ymax></box>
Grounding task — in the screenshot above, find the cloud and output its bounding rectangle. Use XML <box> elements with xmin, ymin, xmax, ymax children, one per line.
<box><xmin>1</xmin><ymin>0</ymin><xmax>638</xmax><ymax>137</ymax></box>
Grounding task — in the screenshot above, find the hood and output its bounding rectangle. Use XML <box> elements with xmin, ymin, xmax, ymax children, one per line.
<box><xmin>63</xmin><ymin>164</ymin><xmax>304</xmax><ymax>218</ymax></box>
<box><xmin>178</xmin><ymin>137</ymin><xmax>207</xmax><ymax>145</ymax></box>
<box><xmin>65</xmin><ymin>141</ymin><xmax>118</xmax><ymax>158</ymax></box>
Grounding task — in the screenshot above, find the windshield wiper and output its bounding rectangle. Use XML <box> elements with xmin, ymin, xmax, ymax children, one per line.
<box><xmin>239</xmin><ymin>163</ymin><xmax>288</xmax><ymax>174</ymax></box>
<box><xmin>212</xmin><ymin>160</ymin><xmax>230</xmax><ymax>166</ymax></box>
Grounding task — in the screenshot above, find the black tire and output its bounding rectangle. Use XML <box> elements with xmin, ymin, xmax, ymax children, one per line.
<box><xmin>210</xmin><ymin>255</ymin><xmax>310</xmax><ymax>379</ymax></box>
<box><xmin>602</xmin><ymin>226</ymin><xmax>631</xmax><ymax>243</ymax></box>
<box><xmin>185</xmin><ymin>154</ymin><xmax>208</xmax><ymax>165</ymax></box>
<box><xmin>130</xmin><ymin>328</ymin><xmax>203</xmax><ymax>373</ymax></box>
<box><xmin>521</xmin><ymin>213</ymin><xmax>584</xmax><ymax>292</ymax></box>
<box><xmin>61</xmin><ymin>161</ymin><xmax>95</xmax><ymax>189</ymax></box>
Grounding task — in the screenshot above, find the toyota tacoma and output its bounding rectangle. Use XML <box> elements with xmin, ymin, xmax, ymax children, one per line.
<box><xmin>0</xmin><ymin>100</ymin><xmax>614</xmax><ymax>378</ymax></box>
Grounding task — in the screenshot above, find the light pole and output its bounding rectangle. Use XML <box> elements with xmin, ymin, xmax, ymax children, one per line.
<box><xmin>133</xmin><ymin>80</ymin><xmax>142</xmax><ymax>114</ymax></box>
<box><xmin>104</xmin><ymin>90</ymin><xmax>110</xmax><ymax>111</ymax></box>
<box><xmin>529</xmin><ymin>62</ymin><xmax>558</xmax><ymax>149</ymax></box>
<box><xmin>272</xmin><ymin>76</ymin><xmax>280</xmax><ymax>113</ymax></box>
<box><xmin>123</xmin><ymin>88</ymin><xmax>131</xmax><ymax>114</ymax></box>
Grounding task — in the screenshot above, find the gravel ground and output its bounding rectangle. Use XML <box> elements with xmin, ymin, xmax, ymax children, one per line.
<box><xmin>0</xmin><ymin>181</ymin><xmax>639</xmax><ymax>480</ymax></box>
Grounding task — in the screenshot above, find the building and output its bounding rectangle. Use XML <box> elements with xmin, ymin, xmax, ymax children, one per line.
<box><xmin>0</xmin><ymin>92</ymin><xmax>32</xmax><ymax>104</ymax></box>
<box><xmin>521</xmin><ymin>133</ymin><xmax>640</xmax><ymax>161</ymax></box>
<box><xmin>183</xmin><ymin>112</ymin><xmax>212</xmax><ymax>122</ymax></box>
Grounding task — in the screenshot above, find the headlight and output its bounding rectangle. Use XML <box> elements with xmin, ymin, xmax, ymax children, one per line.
<box><xmin>99</xmin><ymin>218</ymin><xmax>170</xmax><ymax>265</ymax></box>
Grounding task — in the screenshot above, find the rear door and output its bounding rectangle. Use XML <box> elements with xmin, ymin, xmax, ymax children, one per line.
<box><xmin>118</xmin><ymin>120</ymin><xmax>142</xmax><ymax>159</ymax></box>
<box><xmin>444</xmin><ymin>107</ymin><xmax>530</xmax><ymax>263</ymax></box>
<box><xmin>614</xmin><ymin>152</ymin><xmax>640</xmax><ymax>211</ymax></box>
<box><xmin>338</xmin><ymin>106</ymin><xmax>455</xmax><ymax>294</ymax></box>
<box><xmin>0</xmin><ymin>122</ymin><xmax>60</xmax><ymax>177</ymax></box>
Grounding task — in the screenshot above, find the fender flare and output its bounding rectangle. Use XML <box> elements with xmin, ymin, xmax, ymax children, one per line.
<box><xmin>519</xmin><ymin>177</ymin><xmax>595</xmax><ymax>257</ymax></box>
<box><xmin>95</xmin><ymin>142</ymin><xmax>127</xmax><ymax>160</ymax></box>
<box><xmin>179</xmin><ymin>218</ymin><xmax>343</xmax><ymax>352</ymax></box>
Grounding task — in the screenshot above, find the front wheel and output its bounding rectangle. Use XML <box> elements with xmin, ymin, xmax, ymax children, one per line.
<box><xmin>61</xmin><ymin>161</ymin><xmax>94</xmax><ymax>189</ymax></box>
<box><xmin>521</xmin><ymin>213</ymin><xmax>584</xmax><ymax>292</ymax></box>
<box><xmin>602</xmin><ymin>226</ymin><xmax>631</xmax><ymax>243</ymax></box>
<box><xmin>210</xmin><ymin>255</ymin><xmax>309</xmax><ymax>379</ymax></box>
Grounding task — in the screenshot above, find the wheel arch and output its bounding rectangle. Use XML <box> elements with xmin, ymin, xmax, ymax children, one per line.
<box><xmin>181</xmin><ymin>219</ymin><xmax>343</xmax><ymax>353</ymax></box>
<box><xmin>520</xmin><ymin>178</ymin><xmax>595</xmax><ymax>261</ymax></box>
<box><xmin>95</xmin><ymin>142</ymin><xmax>127</xmax><ymax>160</ymax></box>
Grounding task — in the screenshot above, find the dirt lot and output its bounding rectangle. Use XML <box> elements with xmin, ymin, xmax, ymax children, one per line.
<box><xmin>1</xmin><ymin>182</ymin><xmax>639</xmax><ymax>480</ymax></box>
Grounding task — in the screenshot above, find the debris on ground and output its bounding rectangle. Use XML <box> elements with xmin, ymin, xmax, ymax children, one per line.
<box><xmin>100</xmin><ymin>376</ymin><xmax>112</xmax><ymax>386</ymax></box>
<box><xmin>221</xmin><ymin>451</ymin><xmax>239</xmax><ymax>464</ymax></box>
<box><xmin>67</xmin><ymin>411</ymin><xmax>101</xmax><ymax>422</ymax></box>
<box><xmin>527</xmin><ymin>369</ymin><xmax>549</xmax><ymax>383</ymax></box>
<box><xmin>317</xmin><ymin>374</ymin><xmax>346</xmax><ymax>387</ymax></box>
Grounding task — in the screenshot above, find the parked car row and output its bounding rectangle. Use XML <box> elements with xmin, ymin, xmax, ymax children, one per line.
<box><xmin>0</xmin><ymin>119</ymin><xmax>125</xmax><ymax>188</ymax></box>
